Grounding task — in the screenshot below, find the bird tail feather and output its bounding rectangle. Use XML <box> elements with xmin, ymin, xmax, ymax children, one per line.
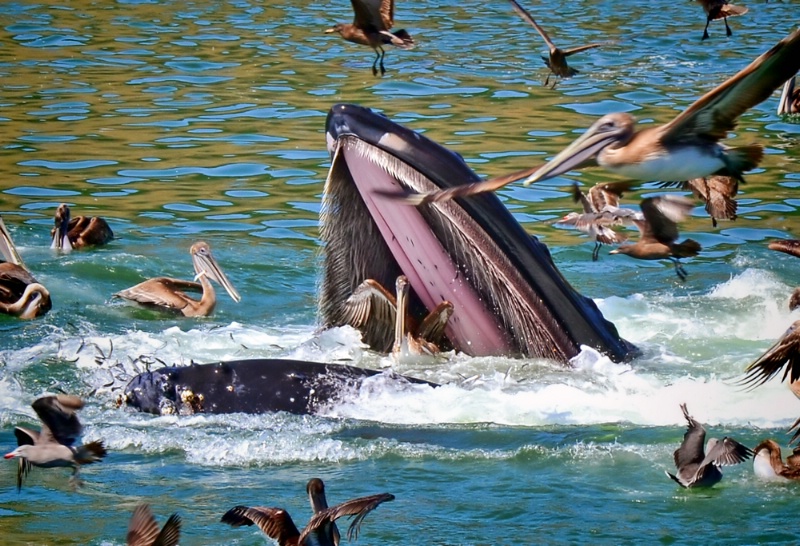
<box><xmin>673</xmin><ymin>239</ymin><xmax>702</xmax><ymax>258</ymax></box>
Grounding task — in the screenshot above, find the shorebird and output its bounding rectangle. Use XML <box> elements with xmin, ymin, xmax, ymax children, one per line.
<box><xmin>767</xmin><ymin>240</ymin><xmax>800</xmax><ymax>310</ymax></box>
<box><xmin>221</xmin><ymin>483</ymin><xmax>395</xmax><ymax>546</ymax></box>
<box><xmin>666</xmin><ymin>403</ymin><xmax>753</xmax><ymax>488</ymax></box>
<box><xmin>753</xmin><ymin>439</ymin><xmax>800</xmax><ymax>481</ymax></box>
<box><xmin>557</xmin><ymin>181</ymin><xmax>637</xmax><ymax>261</ymax></box>
<box><xmin>778</xmin><ymin>75</ymin><xmax>799</xmax><ymax>115</ymax></box>
<box><xmin>127</xmin><ymin>504</ymin><xmax>181</xmax><ymax>546</ymax></box>
<box><xmin>113</xmin><ymin>241</ymin><xmax>241</xmax><ymax>317</ymax></box>
<box><xmin>341</xmin><ymin>275</ymin><xmax>453</xmax><ymax>358</ymax></box>
<box><xmin>325</xmin><ymin>0</ymin><xmax>414</xmax><ymax>76</ymax></box>
<box><xmin>4</xmin><ymin>394</ymin><xmax>107</xmax><ymax>491</ymax></box>
<box><xmin>608</xmin><ymin>195</ymin><xmax>701</xmax><ymax>281</ymax></box>
<box><xmin>696</xmin><ymin>0</ymin><xmax>748</xmax><ymax>41</ymax></box>
<box><xmin>391</xmin><ymin>28</ymin><xmax>800</xmax><ymax>206</ymax></box>
<box><xmin>507</xmin><ymin>0</ymin><xmax>603</xmax><ymax>87</ymax></box>
<box><xmin>50</xmin><ymin>203</ymin><xmax>113</xmax><ymax>252</ymax></box>
<box><xmin>0</xmin><ymin>216</ymin><xmax>51</xmax><ymax>319</ymax></box>
<box><xmin>658</xmin><ymin>176</ymin><xmax>738</xmax><ymax>227</ymax></box>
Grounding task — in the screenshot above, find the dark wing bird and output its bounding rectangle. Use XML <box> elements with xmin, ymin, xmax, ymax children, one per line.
<box><xmin>639</xmin><ymin>195</ymin><xmax>693</xmax><ymax>246</ymax></box>
<box><xmin>31</xmin><ymin>395</ymin><xmax>85</xmax><ymax>446</ymax></box>
<box><xmin>351</xmin><ymin>0</ymin><xmax>393</xmax><ymax>31</ymax></box>
<box><xmin>507</xmin><ymin>0</ymin><xmax>557</xmax><ymax>52</ymax></box>
<box><xmin>701</xmin><ymin>437</ymin><xmax>753</xmax><ymax>467</ymax></box>
<box><xmin>301</xmin><ymin>492</ymin><xmax>395</xmax><ymax>543</ymax></box>
<box><xmin>740</xmin><ymin>320</ymin><xmax>800</xmax><ymax>388</ymax></box>
<box><xmin>114</xmin><ymin>278</ymin><xmax>203</xmax><ymax>310</ymax></box>
<box><xmin>221</xmin><ymin>506</ymin><xmax>301</xmax><ymax>546</ymax></box>
<box><xmin>673</xmin><ymin>403</ymin><xmax>707</xmax><ymax>472</ymax></box>
<box><xmin>127</xmin><ymin>504</ymin><xmax>180</xmax><ymax>546</ymax></box>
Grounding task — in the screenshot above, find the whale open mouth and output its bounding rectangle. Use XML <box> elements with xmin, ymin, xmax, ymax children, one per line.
<box><xmin>320</xmin><ymin>103</ymin><xmax>636</xmax><ymax>363</ymax></box>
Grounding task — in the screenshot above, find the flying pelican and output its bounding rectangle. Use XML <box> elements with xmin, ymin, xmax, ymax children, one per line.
<box><xmin>127</xmin><ymin>504</ymin><xmax>181</xmax><ymax>546</ymax></box>
<box><xmin>0</xmin><ymin>216</ymin><xmax>51</xmax><ymax>319</ymax></box>
<box><xmin>50</xmin><ymin>203</ymin><xmax>113</xmax><ymax>252</ymax></box>
<box><xmin>753</xmin><ymin>439</ymin><xmax>800</xmax><ymax>481</ymax></box>
<box><xmin>340</xmin><ymin>275</ymin><xmax>453</xmax><ymax>359</ymax></box>
<box><xmin>778</xmin><ymin>75</ymin><xmax>799</xmax><ymax>115</ymax></box>
<box><xmin>114</xmin><ymin>241</ymin><xmax>241</xmax><ymax>317</ymax></box>
<box><xmin>696</xmin><ymin>0</ymin><xmax>748</xmax><ymax>41</ymax></box>
<box><xmin>609</xmin><ymin>195</ymin><xmax>701</xmax><ymax>281</ymax></box>
<box><xmin>507</xmin><ymin>0</ymin><xmax>603</xmax><ymax>88</ymax></box>
<box><xmin>767</xmin><ymin>239</ymin><xmax>800</xmax><ymax>310</ymax></box>
<box><xmin>390</xmin><ymin>28</ymin><xmax>800</xmax><ymax>206</ymax></box>
<box><xmin>666</xmin><ymin>403</ymin><xmax>753</xmax><ymax>488</ymax></box>
<box><xmin>557</xmin><ymin>181</ymin><xmax>637</xmax><ymax>261</ymax></box>
<box><xmin>325</xmin><ymin>0</ymin><xmax>414</xmax><ymax>76</ymax></box>
<box><xmin>4</xmin><ymin>394</ymin><xmax>107</xmax><ymax>491</ymax></box>
<box><xmin>221</xmin><ymin>484</ymin><xmax>395</xmax><ymax>546</ymax></box>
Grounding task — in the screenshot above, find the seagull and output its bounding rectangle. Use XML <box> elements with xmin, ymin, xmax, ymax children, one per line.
<box><xmin>695</xmin><ymin>0</ymin><xmax>748</xmax><ymax>41</ymax></box>
<box><xmin>666</xmin><ymin>403</ymin><xmax>753</xmax><ymax>488</ymax></box>
<box><xmin>506</xmin><ymin>0</ymin><xmax>603</xmax><ymax>87</ymax></box>
<box><xmin>4</xmin><ymin>394</ymin><xmax>107</xmax><ymax>491</ymax></box>
<box><xmin>608</xmin><ymin>195</ymin><xmax>701</xmax><ymax>281</ymax></box>
<box><xmin>127</xmin><ymin>504</ymin><xmax>181</xmax><ymax>546</ymax></box>
<box><xmin>325</xmin><ymin>0</ymin><xmax>414</xmax><ymax>76</ymax></box>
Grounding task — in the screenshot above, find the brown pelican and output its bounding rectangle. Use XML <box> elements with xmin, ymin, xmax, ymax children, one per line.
<box><xmin>325</xmin><ymin>0</ymin><xmax>414</xmax><ymax>76</ymax></box>
<box><xmin>395</xmin><ymin>28</ymin><xmax>800</xmax><ymax>206</ymax></box>
<box><xmin>127</xmin><ymin>504</ymin><xmax>181</xmax><ymax>546</ymax></box>
<box><xmin>696</xmin><ymin>0</ymin><xmax>748</xmax><ymax>41</ymax></box>
<box><xmin>778</xmin><ymin>75</ymin><xmax>800</xmax><ymax>115</ymax></box>
<box><xmin>0</xmin><ymin>216</ymin><xmax>52</xmax><ymax>319</ymax></box>
<box><xmin>666</xmin><ymin>403</ymin><xmax>753</xmax><ymax>488</ymax></box>
<box><xmin>50</xmin><ymin>203</ymin><xmax>113</xmax><ymax>252</ymax></box>
<box><xmin>609</xmin><ymin>195</ymin><xmax>701</xmax><ymax>281</ymax></box>
<box><xmin>753</xmin><ymin>439</ymin><xmax>800</xmax><ymax>481</ymax></box>
<box><xmin>306</xmin><ymin>478</ymin><xmax>340</xmax><ymax>546</ymax></box>
<box><xmin>341</xmin><ymin>275</ymin><xmax>453</xmax><ymax>358</ymax></box>
<box><xmin>4</xmin><ymin>394</ymin><xmax>107</xmax><ymax>491</ymax></box>
<box><xmin>114</xmin><ymin>241</ymin><xmax>241</xmax><ymax>317</ymax></box>
<box><xmin>507</xmin><ymin>0</ymin><xmax>603</xmax><ymax>88</ymax></box>
<box><xmin>557</xmin><ymin>181</ymin><xmax>637</xmax><ymax>261</ymax></box>
<box><xmin>767</xmin><ymin>240</ymin><xmax>800</xmax><ymax>310</ymax></box>
<box><xmin>221</xmin><ymin>485</ymin><xmax>395</xmax><ymax>546</ymax></box>
<box><xmin>658</xmin><ymin>175</ymin><xmax>738</xmax><ymax>227</ymax></box>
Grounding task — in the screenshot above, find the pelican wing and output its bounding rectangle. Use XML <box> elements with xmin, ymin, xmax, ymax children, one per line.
<box><xmin>127</xmin><ymin>505</ymin><xmax>161</xmax><ymax>546</ymax></box>
<box><xmin>115</xmin><ymin>277</ymin><xmax>202</xmax><ymax>311</ymax></box>
<box><xmin>221</xmin><ymin>505</ymin><xmax>301</xmax><ymax>544</ymax></box>
<box><xmin>507</xmin><ymin>0</ymin><xmax>557</xmax><ymax>51</ymax></box>
<box><xmin>153</xmin><ymin>514</ymin><xmax>181</xmax><ymax>546</ymax></box>
<box><xmin>673</xmin><ymin>403</ymin><xmax>707</xmax><ymax>469</ymax></box>
<box><xmin>31</xmin><ymin>395</ymin><xmax>84</xmax><ymax>447</ymax></box>
<box><xmin>740</xmin><ymin>320</ymin><xmax>800</xmax><ymax>388</ymax></box>
<box><xmin>416</xmin><ymin>301</ymin><xmax>454</xmax><ymax>344</ymax></box>
<box><xmin>662</xmin><ymin>28</ymin><xmax>800</xmax><ymax>143</ymax></box>
<box><xmin>769</xmin><ymin>239</ymin><xmax>800</xmax><ymax>259</ymax></box>
<box><xmin>70</xmin><ymin>216</ymin><xmax>114</xmax><ymax>247</ymax></box>
<box><xmin>341</xmin><ymin>278</ymin><xmax>397</xmax><ymax>333</ymax></box>
<box><xmin>301</xmin><ymin>492</ymin><xmax>395</xmax><ymax>543</ymax></box>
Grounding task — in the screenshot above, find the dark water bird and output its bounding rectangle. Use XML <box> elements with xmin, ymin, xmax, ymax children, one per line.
<box><xmin>778</xmin><ymin>75</ymin><xmax>799</xmax><ymax>115</ymax></box>
<box><xmin>658</xmin><ymin>176</ymin><xmax>738</xmax><ymax>227</ymax></box>
<box><xmin>50</xmin><ymin>203</ymin><xmax>113</xmax><ymax>251</ymax></box>
<box><xmin>3</xmin><ymin>394</ymin><xmax>107</xmax><ymax>491</ymax></box>
<box><xmin>557</xmin><ymin>181</ymin><xmax>637</xmax><ymax>261</ymax></box>
<box><xmin>127</xmin><ymin>504</ymin><xmax>181</xmax><ymax>546</ymax></box>
<box><xmin>114</xmin><ymin>241</ymin><xmax>241</xmax><ymax>317</ymax></box>
<box><xmin>609</xmin><ymin>195</ymin><xmax>701</xmax><ymax>281</ymax></box>
<box><xmin>740</xmin><ymin>319</ymin><xmax>800</xmax><ymax>390</ymax></box>
<box><xmin>306</xmin><ymin>478</ymin><xmax>341</xmax><ymax>546</ymax></box>
<box><xmin>666</xmin><ymin>403</ymin><xmax>753</xmax><ymax>488</ymax></box>
<box><xmin>767</xmin><ymin>240</ymin><xmax>800</xmax><ymax>310</ymax></box>
<box><xmin>696</xmin><ymin>0</ymin><xmax>748</xmax><ymax>41</ymax></box>
<box><xmin>221</xmin><ymin>483</ymin><xmax>395</xmax><ymax>546</ymax></box>
<box><xmin>507</xmin><ymin>0</ymin><xmax>603</xmax><ymax>88</ymax></box>
<box><xmin>753</xmin><ymin>439</ymin><xmax>800</xmax><ymax>481</ymax></box>
<box><xmin>341</xmin><ymin>275</ymin><xmax>453</xmax><ymax>357</ymax></box>
<box><xmin>0</xmin><ymin>216</ymin><xmax>52</xmax><ymax>319</ymax></box>
<box><xmin>325</xmin><ymin>0</ymin><xmax>414</xmax><ymax>76</ymax></box>
<box><xmin>395</xmin><ymin>28</ymin><xmax>800</xmax><ymax>206</ymax></box>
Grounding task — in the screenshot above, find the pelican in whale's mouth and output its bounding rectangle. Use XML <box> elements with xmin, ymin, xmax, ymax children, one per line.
<box><xmin>319</xmin><ymin>103</ymin><xmax>636</xmax><ymax>364</ymax></box>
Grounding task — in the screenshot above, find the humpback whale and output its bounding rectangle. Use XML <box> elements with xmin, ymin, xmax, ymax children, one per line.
<box><xmin>321</xmin><ymin>103</ymin><xmax>636</xmax><ymax>363</ymax></box>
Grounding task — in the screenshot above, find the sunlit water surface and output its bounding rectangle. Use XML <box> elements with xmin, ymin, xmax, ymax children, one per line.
<box><xmin>1</xmin><ymin>0</ymin><xmax>800</xmax><ymax>544</ymax></box>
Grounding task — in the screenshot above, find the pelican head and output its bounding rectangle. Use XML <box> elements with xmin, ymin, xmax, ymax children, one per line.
<box><xmin>189</xmin><ymin>242</ymin><xmax>241</xmax><ymax>303</ymax></box>
<box><xmin>523</xmin><ymin>113</ymin><xmax>637</xmax><ymax>185</ymax></box>
<box><xmin>306</xmin><ymin>478</ymin><xmax>330</xmax><ymax>512</ymax></box>
<box><xmin>325</xmin><ymin>23</ymin><xmax>345</xmax><ymax>35</ymax></box>
<box><xmin>50</xmin><ymin>203</ymin><xmax>73</xmax><ymax>252</ymax></box>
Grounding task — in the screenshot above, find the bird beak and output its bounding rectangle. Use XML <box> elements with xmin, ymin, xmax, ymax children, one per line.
<box><xmin>0</xmin><ymin>217</ymin><xmax>25</xmax><ymax>267</ymax></box>
<box><xmin>50</xmin><ymin>205</ymin><xmax>72</xmax><ymax>252</ymax></box>
<box><xmin>193</xmin><ymin>250</ymin><xmax>242</xmax><ymax>303</ymax></box>
<box><xmin>778</xmin><ymin>77</ymin><xmax>796</xmax><ymax>115</ymax></box>
<box><xmin>522</xmin><ymin>119</ymin><xmax>623</xmax><ymax>186</ymax></box>
<box><xmin>324</xmin><ymin>27</ymin><xmax>336</xmax><ymax>34</ymax></box>
<box><xmin>4</xmin><ymin>452</ymin><xmax>16</xmax><ymax>459</ymax></box>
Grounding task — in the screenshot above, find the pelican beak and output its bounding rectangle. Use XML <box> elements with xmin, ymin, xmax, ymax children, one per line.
<box><xmin>192</xmin><ymin>248</ymin><xmax>241</xmax><ymax>303</ymax></box>
<box><xmin>50</xmin><ymin>204</ymin><xmax>72</xmax><ymax>252</ymax></box>
<box><xmin>778</xmin><ymin>77</ymin><xmax>796</xmax><ymax>115</ymax></box>
<box><xmin>0</xmin><ymin>217</ymin><xmax>25</xmax><ymax>267</ymax></box>
<box><xmin>522</xmin><ymin>117</ymin><xmax>626</xmax><ymax>186</ymax></box>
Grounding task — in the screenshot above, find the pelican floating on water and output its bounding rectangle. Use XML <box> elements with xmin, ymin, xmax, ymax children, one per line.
<box><xmin>221</xmin><ymin>479</ymin><xmax>395</xmax><ymax>546</ymax></box>
<box><xmin>0</xmin><ymin>216</ymin><xmax>51</xmax><ymax>319</ymax></box>
<box><xmin>395</xmin><ymin>28</ymin><xmax>800</xmax><ymax>206</ymax></box>
<box><xmin>696</xmin><ymin>0</ymin><xmax>748</xmax><ymax>41</ymax></box>
<box><xmin>325</xmin><ymin>0</ymin><xmax>414</xmax><ymax>76</ymax></box>
<box><xmin>507</xmin><ymin>0</ymin><xmax>603</xmax><ymax>88</ymax></box>
<box><xmin>127</xmin><ymin>504</ymin><xmax>181</xmax><ymax>546</ymax></box>
<box><xmin>50</xmin><ymin>203</ymin><xmax>113</xmax><ymax>252</ymax></box>
<box><xmin>114</xmin><ymin>241</ymin><xmax>241</xmax><ymax>317</ymax></box>
<box><xmin>753</xmin><ymin>439</ymin><xmax>800</xmax><ymax>481</ymax></box>
<box><xmin>778</xmin><ymin>75</ymin><xmax>799</xmax><ymax>115</ymax></box>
